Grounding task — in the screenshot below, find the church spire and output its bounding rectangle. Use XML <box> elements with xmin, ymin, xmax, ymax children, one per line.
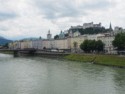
<box><xmin>109</xmin><ymin>22</ymin><xmax>113</xmax><ymax>31</ymax></box>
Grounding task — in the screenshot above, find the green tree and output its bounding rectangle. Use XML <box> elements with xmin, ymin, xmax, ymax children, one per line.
<box><xmin>80</xmin><ymin>40</ymin><xmax>90</xmax><ymax>53</ymax></box>
<box><xmin>90</xmin><ymin>40</ymin><xmax>96</xmax><ymax>52</ymax></box>
<box><xmin>80</xmin><ymin>40</ymin><xmax>104</xmax><ymax>53</ymax></box>
<box><xmin>96</xmin><ymin>40</ymin><xmax>104</xmax><ymax>52</ymax></box>
<box><xmin>112</xmin><ymin>33</ymin><xmax>125</xmax><ymax>50</ymax></box>
<box><xmin>39</xmin><ymin>36</ymin><xmax>42</xmax><ymax>39</ymax></box>
<box><xmin>70</xmin><ymin>27</ymin><xmax>107</xmax><ymax>35</ymax></box>
<box><xmin>54</xmin><ymin>35</ymin><xmax>59</xmax><ymax>39</ymax></box>
<box><xmin>73</xmin><ymin>41</ymin><xmax>78</xmax><ymax>52</ymax></box>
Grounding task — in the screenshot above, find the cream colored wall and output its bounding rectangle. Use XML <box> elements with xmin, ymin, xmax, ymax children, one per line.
<box><xmin>21</xmin><ymin>41</ymin><xmax>27</xmax><ymax>49</ymax></box>
<box><xmin>32</xmin><ymin>40</ymin><xmax>43</xmax><ymax>49</ymax></box>
<box><xmin>42</xmin><ymin>39</ymin><xmax>68</xmax><ymax>49</ymax></box>
<box><xmin>28</xmin><ymin>41</ymin><xmax>33</xmax><ymax>48</ymax></box>
<box><xmin>54</xmin><ymin>39</ymin><xmax>68</xmax><ymax>49</ymax></box>
<box><xmin>9</xmin><ymin>41</ymin><xmax>21</xmax><ymax>49</ymax></box>
<box><xmin>87</xmin><ymin>34</ymin><xmax>105</xmax><ymax>40</ymax></box>
<box><xmin>70</xmin><ymin>36</ymin><xmax>86</xmax><ymax>49</ymax></box>
<box><xmin>42</xmin><ymin>40</ymin><xmax>52</xmax><ymax>49</ymax></box>
<box><xmin>67</xmin><ymin>38</ymin><xmax>71</xmax><ymax>49</ymax></box>
<box><xmin>97</xmin><ymin>36</ymin><xmax>115</xmax><ymax>54</ymax></box>
<box><xmin>20</xmin><ymin>41</ymin><xmax>33</xmax><ymax>49</ymax></box>
<box><xmin>9</xmin><ymin>43</ymin><xmax>14</xmax><ymax>49</ymax></box>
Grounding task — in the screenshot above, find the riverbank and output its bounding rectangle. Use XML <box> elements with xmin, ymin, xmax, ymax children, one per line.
<box><xmin>65</xmin><ymin>54</ymin><xmax>125</xmax><ymax>68</ymax></box>
<box><xmin>1</xmin><ymin>51</ymin><xmax>125</xmax><ymax>68</ymax></box>
<box><xmin>0</xmin><ymin>51</ymin><xmax>13</xmax><ymax>54</ymax></box>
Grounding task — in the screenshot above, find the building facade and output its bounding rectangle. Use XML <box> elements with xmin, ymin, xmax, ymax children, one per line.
<box><xmin>73</xmin><ymin>31</ymin><xmax>81</xmax><ymax>37</ymax></box>
<box><xmin>9</xmin><ymin>41</ymin><xmax>21</xmax><ymax>49</ymax></box>
<box><xmin>20</xmin><ymin>40</ymin><xmax>33</xmax><ymax>49</ymax></box>
<box><xmin>114</xmin><ymin>26</ymin><xmax>125</xmax><ymax>35</ymax></box>
<box><xmin>53</xmin><ymin>39</ymin><xmax>68</xmax><ymax>49</ymax></box>
<box><xmin>70</xmin><ymin>35</ymin><xmax>87</xmax><ymax>52</ymax></box>
<box><xmin>9</xmin><ymin>30</ymin><xmax>117</xmax><ymax>54</ymax></box>
<box><xmin>97</xmin><ymin>36</ymin><xmax>116</xmax><ymax>54</ymax></box>
<box><xmin>32</xmin><ymin>39</ymin><xmax>42</xmax><ymax>49</ymax></box>
<box><xmin>83</xmin><ymin>22</ymin><xmax>101</xmax><ymax>29</ymax></box>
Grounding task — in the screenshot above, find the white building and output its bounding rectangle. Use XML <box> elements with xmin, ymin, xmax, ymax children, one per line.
<box><xmin>53</xmin><ymin>39</ymin><xmax>68</xmax><ymax>49</ymax></box>
<box><xmin>9</xmin><ymin>41</ymin><xmax>21</xmax><ymax>49</ymax></box>
<box><xmin>83</xmin><ymin>22</ymin><xmax>94</xmax><ymax>29</ymax></box>
<box><xmin>68</xmin><ymin>30</ymin><xmax>73</xmax><ymax>37</ymax></box>
<box><xmin>70</xmin><ymin>35</ymin><xmax>87</xmax><ymax>52</ymax></box>
<box><xmin>20</xmin><ymin>40</ymin><xmax>33</xmax><ymax>49</ymax></box>
<box><xmin>114</xmin><ymin>26</ymin><xmax>125</xmax><ymax>35</ymax></box>
<box><xmin>70</xmin><ymin>25</ymin><xmax>83</xmax><ymax>29</ymax></box>
<box><xmin>9</xmin><ymin>42</ymin><xmax>14</xmax><ymax>49</ymax></box>
<box><xmin>69</xmin><ymin>22</ymin><xmax>102</xmax><ymax>31</ymax></box>
<box><xmin>32</xmin><ymin>39</ymin><xmax>42</xmax><ymax>49</ymax></box>
<box><xmin>73</xmin><ymin>31</ymin><xmax>81</xmax><ymax>37</ymax></box>
<box><xmin>42</xmin><ymin>39</ymin><xmax>53</xmax><ymax>49</ymax></box>
<box><xmin>83</xmin><ymin>22</ymin><xmax>101</xmax><ymax>29</ymax></box>
<box><xmin>97</xmin><ymin>36</ymin><xmax>116</xmax><ymax>54</ymax></box>
<box><xmin>86</xmin><ymin>34</ymin><xmax>105</xmax><ymax>40</ymax></box>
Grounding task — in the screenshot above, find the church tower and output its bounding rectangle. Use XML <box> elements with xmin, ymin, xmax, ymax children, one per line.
<box><xmin>47</xmin><ymin>30</ymin><xmax>52</xmax><ymax>40</ymax></box>
<box><xmin>109</xmin><ymin>22</ymin><xmax>113</xmax><ymax>31</ymax></box>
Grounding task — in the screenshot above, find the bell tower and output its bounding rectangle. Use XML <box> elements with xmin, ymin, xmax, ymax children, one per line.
<box><xmin>47</xmin><ymin>30</ymin><xmax>52</xmax><ymax>40</ymax></box>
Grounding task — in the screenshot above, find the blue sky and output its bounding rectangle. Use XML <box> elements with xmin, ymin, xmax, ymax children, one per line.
<box><xmin>0</xmin><ymin>0</ymin><xmax>124</xmax><ymax>40</ymax></box>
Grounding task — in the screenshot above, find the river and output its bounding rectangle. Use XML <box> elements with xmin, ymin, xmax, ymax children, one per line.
<box><xmin>0</xmin><ymin>53</ymin><xmax>125</xmax><ymax>94</ymax></box>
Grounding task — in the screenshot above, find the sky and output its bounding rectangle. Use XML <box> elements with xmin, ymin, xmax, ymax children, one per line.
<box><xmin>0</xmin><ymin>0</ymin><xmax>125</xmax><ymax>40</ymax></box>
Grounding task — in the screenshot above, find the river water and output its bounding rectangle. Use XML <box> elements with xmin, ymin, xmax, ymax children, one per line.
<box><xmin>0</xmin><ymin>54</ymin><xmax>125</xmax><ymax>94</ymax></box>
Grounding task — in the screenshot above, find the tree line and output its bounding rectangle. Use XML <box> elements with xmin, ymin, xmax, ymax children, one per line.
<box><xmin>80</xmin><ymin>40</ymin><xmax>104</xmax><ymax>53</ymax></box>
<box><xmin>71</xmin><ymin>27</ymin><xmax>110</xmax><ymax>35</ymax></box>
<box><xmin>112</xmin><ymin>32</ymin><xmax>125</xmax><ymax>50</ymax></box>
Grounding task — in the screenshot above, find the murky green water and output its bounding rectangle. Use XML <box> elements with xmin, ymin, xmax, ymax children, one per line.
<box><xmin>0</xmin><ymin>54</ymin><xmax>125</xmax><ymax>94</ymax></box>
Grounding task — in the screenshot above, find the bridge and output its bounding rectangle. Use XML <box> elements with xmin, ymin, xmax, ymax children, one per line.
<box><xmin>0</xmin><ymin>49</ymin><xmax>70</xmax><ymax>57</ymax></box>
<box><xmin>0</xmin><ymin>49</ymin><xmax>36</xmax><ymax>57</ymax></box>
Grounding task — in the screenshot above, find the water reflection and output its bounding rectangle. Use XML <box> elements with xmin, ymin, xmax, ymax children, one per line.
<box><xmin>113</xmin><ymin>68</ymin><xmax>125</xmax><ymax>94</ymax></box>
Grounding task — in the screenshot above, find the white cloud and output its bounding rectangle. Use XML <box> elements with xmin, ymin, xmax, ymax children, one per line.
<box><xmin>0</xmin><ymin>0</ymin><xmax>125</xmax><ymax>40</ymax></box>
<box><xmin>0</xmin><ymin>0</ymin><xmax>60</xmax><ymax>40</ymax></box>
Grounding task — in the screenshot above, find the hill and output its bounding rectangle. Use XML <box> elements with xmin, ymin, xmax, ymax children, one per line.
<box><xmin>69</xmin><ymin>27</ymin><xmax>110</xmax><ymax>35</ymax></box>
<box><xmin>0</xmin><ymin>36</ymin><xmax>12</xmax><ymax>45</ymax></box>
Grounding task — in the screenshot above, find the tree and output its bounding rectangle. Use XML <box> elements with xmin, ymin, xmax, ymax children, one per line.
<box><xmin>80</xmin><ymin>40</ymin><xmax>89</xmax><ymax>53</ymax></box>
<box><xmin>73</xmin><ymin>41</ymin><xmax>78</xmax><ymax>52</ymax></box>
<box><xmin>90</xmin><ymin>40</ymin><xmax>96</xmax><ymax>52</ymax></box>
<box><xmin>54</xmin><ymin>35</ymin><xmax>59</xmax><ymax>39</ymax></box>
<box><xmin>96</xmin><ymin>40</ymin><xmax>104</xmax><ymax>52</ymax></box>
<box><xmin>43</xmin><ymin>47</ymin><xmax>46</xmax><ymax>50</ymax></box>
<box><xmin>65</xmin><ymin>33</ymin><xmax>69</xmax><ymax>37</ymax></box>
<box><xmin>80</xmin><ymin>40</ymin><xmax>104</xmax><ymax>53</ymax></box>
<box><xmin>70</xmin><ymin>27</ymin><xmax>107</xmax><ymax>35</ymax></box>
<box><xmin>80</xmin><ymin>40</ymin><xmax>94</xmax><ymax>53</ymax></box>
<box><xmin>39</xmin><ymin>36</ymin><xmax>42</xmax><ymax>39</ymax></box>
<box><xmin>113</xmin><ymin>33</ymin><xmax>125</xmax><ymax>50</ymax></box>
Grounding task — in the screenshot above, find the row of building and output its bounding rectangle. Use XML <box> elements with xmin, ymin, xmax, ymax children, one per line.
<box><xmin>9</xmin><ymin>22</ymin><xmax>125</xmax><ymax>54</ymax></box>
<box><xmin>9</xmin><ymin>31</ymin><xmax>115</xmax><ymax>54</ymax></box>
